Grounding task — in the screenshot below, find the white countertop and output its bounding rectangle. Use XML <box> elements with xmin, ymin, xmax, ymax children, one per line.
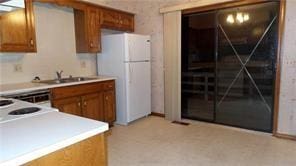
<box><xmin>0</xmin><ymin>111</ymin><xmax>109</xmax><ymax>166</ymax></box>
<box><xmin>0</xmin><ymin>76</ymin><xmax>116</xmax><ymax>96</ymax></box>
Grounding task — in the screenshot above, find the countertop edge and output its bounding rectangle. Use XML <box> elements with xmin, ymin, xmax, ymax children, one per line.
<box><xmin>1</xmin><ymin>124</ymin><xmax>109</xmax><ymax>166</ymax></box>
<box><xmin>0</xmin><ymin>77</ymin><xmax>116</xmax><ymax>96</ymax></box>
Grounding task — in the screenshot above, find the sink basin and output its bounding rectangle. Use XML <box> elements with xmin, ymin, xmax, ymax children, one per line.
<box><xmin>39</xmin><ymin>77</ymin><xmax>97</xmax><ymax>85</ymax></box>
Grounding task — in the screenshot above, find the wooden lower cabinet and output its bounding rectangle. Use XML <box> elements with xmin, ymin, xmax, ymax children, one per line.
<box><xmin>103</xmin><ymin>91</ymin><xmax>116</xmax><ymax>124</ymax></box>
<box><xmin>51</xmin><ymin>81</ymin><xmax>116</xmax><ymax>125</ymax></box>
<box><xmin>51</xmin><ymin>96</ymin><xmax>82</xmax><ymax>116</ymax></box>
<box><xmin>81</xmin><ymin>92</ymin><xmax>104</xmax><ymax>121</ymax></box>
<box><xmin>24</xmin><ymin>133</ymin><xmax>107</xmax><ymax>166</ymax></box>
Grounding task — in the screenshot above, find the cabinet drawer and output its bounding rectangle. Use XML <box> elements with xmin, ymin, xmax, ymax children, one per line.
<box><xmin>100</xmin><ymin>8</ymin><xmax>134</xmax><ymax>32</ymax></box>
<box><xmin>51</xmin><ymin>82</ymin><xmax>105</xmax><ymax>100</ymax></box>
<box><xmin>119</xmin><ymin>13</ymin><xmax>134</xmax><ymax>32</ymax></box>
<box><xmin>104</xmin><ymin>81</ymin><xmax>115</xmax><ymax>91</ymax></box>
<box><xmin>100</xmin><ymin>8</ymin><xmax>120</xmax><ymax>29</ymax></box>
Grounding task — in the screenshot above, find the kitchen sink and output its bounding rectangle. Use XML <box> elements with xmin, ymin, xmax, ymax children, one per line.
<box><xmin>38</xmin><ymin>77</ymin><xmax>97</xmax><ymax>85</ymax></box>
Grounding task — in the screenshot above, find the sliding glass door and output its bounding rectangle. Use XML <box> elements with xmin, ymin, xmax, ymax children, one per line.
<box><xmin>216</xmin><ymin>2</ymin><xmax>279</xmax><ymax>132</ymax></box>
<box><xmin>181</xmin><ymin>11</ymin><xmax>216</xmax><ymax>121</ymax></box>
<box><xmin>181</xmin><ymin>2</ymin><xmax>279</xmax><ymax>132</ymax></box>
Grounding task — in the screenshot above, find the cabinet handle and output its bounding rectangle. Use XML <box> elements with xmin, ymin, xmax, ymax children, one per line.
<box><xmin>90</xmin><ymin>42</ymin><xmax>93</xmax><ymax>48</ymax></box>
<box><xmin>78</xmin><ymin>102</ymin><xmax>81</xmax><ymax>107</ymax></box>
<box><xmin>30</xmin><ymin>39</ymin><xmax>34</xmax><ymax>46</ymax></box>
<box><xmin>84</xmin><ymin>102</ymin><xmax>87</xmax><ymax>106</ymax></box>
<box><xmin>105</xmin><ymin>96</ymin><xmax>109</xmax><ymax>100</ymax></box>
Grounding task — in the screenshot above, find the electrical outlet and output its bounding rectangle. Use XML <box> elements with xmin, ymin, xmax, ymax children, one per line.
<box><xmin>14</xmin><ymin>64</ymin><xmax>23</xmax><ymax>72</ymax></box>
<box><xmin>80</xmin><ymin>61</ymin><xmax>86</xmax><ymax>68</ymax></box>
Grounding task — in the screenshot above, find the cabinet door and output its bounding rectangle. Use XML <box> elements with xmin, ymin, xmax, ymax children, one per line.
<box><xmin>52</xmin><ymin>96</ymin><xmax>82</xmax><ymax>116</ymax></box>
<box><xmin>104</xmin><ymin>90</ymin><xmax>116</xmax><ymax>124</ymax></box>
<box><xmin>100</xmin><ymin>8</ymin><xmax>120</xmax><ymax>29</ymax></box>
<box><xmin>81</xmin><ymin>93</ymin><xmax>104</xmax><ymax>121</ymax></box>
<box><xmin>0</xmin><ymin>0</ymin><xmax>36</xmax><ymax>52</ymax></box>
<box><xmin>87</xmin><ymin>7</ymin><xmax>100</xmax><ymax>52</ymax></box>
<box><xmin>74</xmin><ymin>6</ymin><xmax>100</xmax><ymax>53</ymax></box>
<box><xmin>100</xmin><ymin>8</ymin><xmax>134</xmax><ymax>32</ymax></box>
<box><xmin>119</xmin><ymin>13</ymin><xmax>134</xmax><ymax>32</ymax></box>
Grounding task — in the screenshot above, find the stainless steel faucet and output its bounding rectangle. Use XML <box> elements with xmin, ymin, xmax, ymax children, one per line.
<box><xmin>56</xmin><ymin>70</ymin><xmax>63</xmax><ymax>80</ymax></box>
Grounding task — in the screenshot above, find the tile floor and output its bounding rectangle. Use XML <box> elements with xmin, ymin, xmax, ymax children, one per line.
<box><xmin>107</xmin><ymin>116</ymin><xmax>296</xmax><ymax>166</ymax></box>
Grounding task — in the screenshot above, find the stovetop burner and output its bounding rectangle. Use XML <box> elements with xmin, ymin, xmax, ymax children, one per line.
<box><xmin>0</xmin><ymin>100</ymin><xmax>14</xmax><ymax>107</ymax></box>
<box><xmin>9</xmin><ymin>107</ymin><xmax>41</xmax><ymax>115</ymax></box>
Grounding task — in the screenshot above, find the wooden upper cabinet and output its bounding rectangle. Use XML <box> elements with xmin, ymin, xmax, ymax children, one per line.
<box><xmin>0</xmin><ymin>0</ymin><xmax>37</xmax><ymax>52</ymax></box>
<box><xmin>87</xmin><ymin>6</ymin><xmax>101</xmax><ymax>52</ymax></box>
<box><xmin>74</xmin><ymin>6</ymin><xmax>101</xmax><ymax>53</ymax></box>
<box><xmin>100</xmin><ymin>8</ymin><xmax>134</xmax><ymax>32</ymax></box>
<box><xmin>81</xmin><ymin>93</ymin><xmax>104</xmax><ymax>121</ymax></box>
<box><xmin>100</xmin><ymin>8</ymin><xmax>120</xmax><ymax>29</ymax></box>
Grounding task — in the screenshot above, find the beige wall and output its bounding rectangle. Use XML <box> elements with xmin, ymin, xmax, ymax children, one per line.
<box><xmin>277</xmin><ymin>0</ymin><xmax>296</xmax><ymax>135</ymax></box>
<box><xmin>0</xmin><ymin>3</ymin><xmax>97</xmax><ymax>84</ymax></box>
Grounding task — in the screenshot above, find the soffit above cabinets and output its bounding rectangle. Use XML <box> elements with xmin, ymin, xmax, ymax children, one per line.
<box><xmin>0</xmin><ymin>0</ymin><xmax>25</xmax><ymax>13</ymax></box>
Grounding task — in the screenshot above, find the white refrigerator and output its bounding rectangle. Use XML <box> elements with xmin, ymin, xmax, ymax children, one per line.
<box><xmin>97</xmin><ymin>33</ymin><xmax>151</xmax><ymax>125</ymax></box>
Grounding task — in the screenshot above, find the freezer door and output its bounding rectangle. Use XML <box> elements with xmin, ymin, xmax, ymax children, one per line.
<box><xmin>124</xmin><ymin>34</ymin><xmax>151</xmax><ymax>62</ymax></box>
<box><xmin>125</xmin><ymin>62</ymin><xmax>151</xmax><ymax>123</ymax></box>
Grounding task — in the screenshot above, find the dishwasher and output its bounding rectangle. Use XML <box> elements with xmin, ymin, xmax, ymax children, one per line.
<box><xmin>3</xmin><ymin>89</ymin><xmax>51</xmax><ymax>107</ymax></box>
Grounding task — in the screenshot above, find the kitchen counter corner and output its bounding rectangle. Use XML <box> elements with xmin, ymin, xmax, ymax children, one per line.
<box><xmin>0</xmin><ymin>112</ymin><xmax>109</xmax><ymax>166</ymax></box>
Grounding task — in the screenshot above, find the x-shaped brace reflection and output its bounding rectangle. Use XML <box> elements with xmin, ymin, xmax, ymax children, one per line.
<box><xmin>217</xmin><ymin>15</ymin><xmax>278</xmax><ymax>113</ymax></box>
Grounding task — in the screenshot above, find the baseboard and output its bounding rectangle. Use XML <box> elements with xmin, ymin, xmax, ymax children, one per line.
<box><xmin>150</xmin><ymin>112</ymin><xmax>165</xmax><ymax>117</ymax></box>
<box><xmin>274</xmin><ymin>133</ymin><xmax>296</xmax><ymax>141</ymax></box>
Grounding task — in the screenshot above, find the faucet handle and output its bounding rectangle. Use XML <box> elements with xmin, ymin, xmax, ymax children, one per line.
<box><xmin>56</xmin><ymin>70</ymin><xmax>63</xmax><ymax>79</ymax></box>
<box><xmin>56</xmin><ymin>70</ymin><xmax>63</xmax><ymax>76</ymax></box>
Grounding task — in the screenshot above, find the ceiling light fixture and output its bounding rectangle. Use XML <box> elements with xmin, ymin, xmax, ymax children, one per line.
<box><xmin>226</xmin><ymin>12</ymin><xmax>250</xmax><ymax>24</ymax></box>
<box><xmin>236</xmin><ymin>12</ymin><xmax>244</xmax><ymax>23</ymax></box>
<box><xmin>226</xmin><ymin>14</ymin><xmax>234</xmax><ymax>24</ymax></box>
<box><xmin>243</xmin><ymin>14</ymin><xmax>249</xmax><ymax>21</ymax></box>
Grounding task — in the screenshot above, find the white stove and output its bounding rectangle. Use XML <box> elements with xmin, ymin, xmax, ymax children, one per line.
<box><xmin>0</xmin><ymin>97</ymin><xmax>58</xmax><ymax>123</ymax></box>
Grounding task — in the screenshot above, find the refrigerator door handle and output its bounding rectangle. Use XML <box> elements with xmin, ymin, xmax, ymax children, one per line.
<box><xmin>128</xmin><ymin>43</ymin><xmax>132</xmax><ymax>62</ymax></box>
<box><xmin>129</xmin><ymin>63</ymin><xmax>132</xmax><ymax>84</ymax></box>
